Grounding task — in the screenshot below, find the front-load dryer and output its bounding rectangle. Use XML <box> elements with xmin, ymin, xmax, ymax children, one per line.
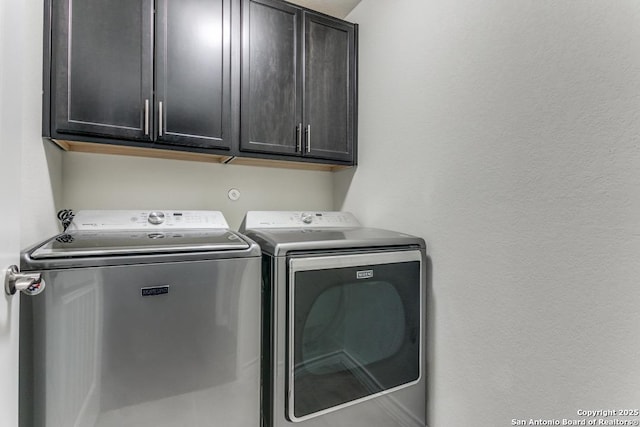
<box><xmin>19</xmin><ymin>210</ymin><xmax>261</xmax><ymax>427</ymax></box>
<box><xmin>240</xmin><ymin>211</ymin><xmax>427</xmax><ymax>427</ymax></box>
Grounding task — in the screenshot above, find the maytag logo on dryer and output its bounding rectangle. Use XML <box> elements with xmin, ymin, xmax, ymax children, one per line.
<box><xmin>141</xmin><ymin>285</ymin><xmax>169</xmax><ymax>297</ymax></box>
<box><xmin>356</xmin><ymin>270</ymin><xmax>374</xmax><ymax>279</ymax></box>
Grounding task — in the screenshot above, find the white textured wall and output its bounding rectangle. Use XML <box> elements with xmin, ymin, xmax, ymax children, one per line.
<box><xmin>21</xmin><ymin>144</ymin><xmax>63</xmax><ymax>248</ymax></box>
<box><xmin>11</xmin><ymin>0</ymin><xmax>62</xmax><ymax>250</ymax></box>
<box><xmin>62</xmin><ymin>152</ymin><xmax>334</xmax><ymax>230</ymax></box>
<box><xmin>4</xmin><ymin>0</ymin><xmax>61</xmax><ymax>250</ymax></box>
<box><xmin>0</xmin><ymin>1</ymin><xmax>23</xmax><ymax>424</ymax></box>
<box><xmin>339</xmin><ymin>1</ymin><xmax>640</xmax><ymax>426</ymax></box>
<box><xmin>1</xmin><ymin>0</ymin><xmax>61</xmax><ymax>425</ymax></box>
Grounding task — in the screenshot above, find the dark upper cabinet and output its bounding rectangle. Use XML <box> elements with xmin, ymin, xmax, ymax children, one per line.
<box><xmin>47</xmin><ymin>0</ymin><xmax>232</xmax><ymax>150</ymax></box>
<box><xmin>240</xmin><ymin>0</ymin><xmax>357</xmax><ymax>164</ymax></box>
<box><xmin>155</xmin><ymin>0</ymin><xmax>232</xmax><ymax>149</ymax></box>
<box><xmin>44</xmin><ymin>0</ymin><xmax>357</xmax><ymax>167</ymax></box>
<box><xmin>304</xmin><ymin>13</ymin><xmax>355</xmax><ymax>162</ymax></box>
<box><xmin>50</xmin><ymin>0</ymin><xmax>154</xmax><ymax>141</ymax></box>
<box><xmin>241</xmin><ymin>0</ymin><xmax>302</xmax><ymax>156</ymax></box>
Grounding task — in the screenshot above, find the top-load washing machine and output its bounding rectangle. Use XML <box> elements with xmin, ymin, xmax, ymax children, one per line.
<box><xmin>18</xmin><ymin>210</ymin><xmax>261</xmax><ymax>427</ymax></box>
<box><xmin>240</xmin><ymin>211</ymin><xmax>427</xmax><ymax>427</ymax></box>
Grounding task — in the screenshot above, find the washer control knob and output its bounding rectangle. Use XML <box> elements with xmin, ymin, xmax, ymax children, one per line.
<box><xmin>148</xmin><ymin>211</ymin><xmax>166</xmax><ymax>225</ymax></box>
<box><xmin>301</xmin><ymin>212</ymin><xmax>313</xmax><ymax>224</ymax></box>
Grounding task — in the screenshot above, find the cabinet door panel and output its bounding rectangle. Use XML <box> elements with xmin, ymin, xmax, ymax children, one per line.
<box><xmin>240</xmin><ymin>0</ymin><xmax>301</xmax><ymax>155</ymax></box>
<box><xmin>155</xmin><ymin>0</ymin><xmax>231</xmax><ymax>149</ymax></box>
<box><xmin>52</xmin><ymin>0</ymin><xmax>153</xmax><ymax>140</ymax></box>
<box><xmin>304</xmin><ymin>13</ymin><xmax>355</xmax><ymax>162</ymax></box>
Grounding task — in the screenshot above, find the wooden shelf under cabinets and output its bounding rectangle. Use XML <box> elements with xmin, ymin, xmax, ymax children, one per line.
<box><xmin>51</xmin><ymin>139</ymin><xmax>352</xmax><ymax>172</ymax></box>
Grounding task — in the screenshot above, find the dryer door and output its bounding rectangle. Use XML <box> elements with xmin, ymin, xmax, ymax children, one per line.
<box><xmin>287</xmin><ymin>250</ymin><xmax>423</xmax><ymax>422</ymax></box>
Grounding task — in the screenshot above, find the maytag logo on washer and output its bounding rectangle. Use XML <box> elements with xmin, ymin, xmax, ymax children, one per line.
<box><xmin>141</xmin><ymin>286</ymin><xmax>169</xmax><ymax>297</ymax></box>
<box><xmin>356</xmin><ymin>270</ymin><xmax>374</xmax><ymax>279</ymax></box>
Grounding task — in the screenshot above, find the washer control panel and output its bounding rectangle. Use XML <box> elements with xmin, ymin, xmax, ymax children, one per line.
<box><xmin>242</xmin><ymin>211</ymin><xmax>361</xmax><ymax>229</ymax></box>
<box><xmin>68</xmin><ymin>210</ymin><xmax>230</xmax><ymax>231</ymax></box>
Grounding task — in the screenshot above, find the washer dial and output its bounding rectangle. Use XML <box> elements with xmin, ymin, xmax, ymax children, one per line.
<box><xmin>301</xmin><ymin>212</ymin><xmax>314</xmax><ymax>224</ymax></box>
<box><xmin>148</xmin><ymin>211</ymin><xmax>166</xmax><ymax>225</ymax></box>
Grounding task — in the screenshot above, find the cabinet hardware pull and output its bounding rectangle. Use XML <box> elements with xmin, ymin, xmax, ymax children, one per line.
<box><xmin>296</xmin><ymin>123</ymin><xmax>302</xmax><ymax>152</ymax></box>
<box><xmin>305</xmin><ymin>124</ymin><xmax>311</xmax><ymax>152</ymax></box>
<box><xmin>158</xmin><ymin>101</ymin><xmax>163</xmax><ymax>137</ymax></box>
<box><xmin>144</xmin><ymin>99</ymin><xmax>149</xmax><ymax>136</ymax></box>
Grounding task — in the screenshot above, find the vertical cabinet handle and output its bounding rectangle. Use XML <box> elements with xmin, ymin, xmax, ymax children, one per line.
<box><xmin>305</xmin><ymin>124</ymin><xmax>311</xmax><ymax>153</ymax></box>
<box><xmin>296</xmin><ymin>123</ymin><xmax>302</xmax><ymax>152</ymax></box>
<box><xmin>144</xmin><ymin>99</ymin><xmax>149</xmax><ymax>136</ymax></box>
<box><xmin>158</xmin><ymin>101</ymin><xmax>163</xmax><ymax>137</ymax></box>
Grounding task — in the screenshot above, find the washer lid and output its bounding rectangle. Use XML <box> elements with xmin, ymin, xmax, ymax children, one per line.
<box><xmin>30</xmin><ymin>229</ymin><xmax>249</xmax><ymax>259</ymax></box>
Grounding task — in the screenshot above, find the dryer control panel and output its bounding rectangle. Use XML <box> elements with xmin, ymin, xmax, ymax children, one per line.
<box><xmin>242</xmin><ymin>211</ymin><xmax>361</xmax><ymax>229</ymax></box>
<box><xmin>67</xmin><ymin>210</ymin><xmax>230</xmax><ymax>231</ymax></box>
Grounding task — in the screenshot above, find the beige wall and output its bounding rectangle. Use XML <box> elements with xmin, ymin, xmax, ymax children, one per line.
<box><xmin>339</xmin><ymin>1</ymin><xmax>640</xmax><ymax>426</ymax></box>
<box><xmin>61</xmin><ymin>152</ymin><xmax>334</xmax><ymax>231</ymax></box>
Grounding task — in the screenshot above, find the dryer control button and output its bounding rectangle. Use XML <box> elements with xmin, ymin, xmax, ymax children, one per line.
<box><xmin>148</xmin><ymin>211</ymin><xmax>166</xmax><ymax>225</ymax></box>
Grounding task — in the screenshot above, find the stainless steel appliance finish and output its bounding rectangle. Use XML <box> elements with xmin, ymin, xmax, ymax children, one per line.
<box><xmin>241</xmin><ymin>211</ymin><xmax>427</xmax><ymax>427</ymax></box>
<box><xmin>20</xmin><ymin>210</ymin><xmax>261</xmax><ymax>427</ymax></box>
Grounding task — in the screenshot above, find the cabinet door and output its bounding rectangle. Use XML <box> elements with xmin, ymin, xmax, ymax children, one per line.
<box><xmin>240</xmin><ymin>0</ymin><xmax>302</xmax><ymax>155</ymax></box>
<box><xmin>303</xmin><ymin>13</ymin><xmax>356</xmax><ymax>162</ymax></box>
<box><xmin>155</xmin><ymin>0</ymin><xmax>232</xmax><ymax>150</ymax></box>
<box><xmin>51</xmin><ymin>0</ymin><xmax>153</xmax><ymax>141</ymax></box>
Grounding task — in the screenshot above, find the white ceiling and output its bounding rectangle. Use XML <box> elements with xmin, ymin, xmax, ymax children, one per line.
<box><xmin>287</xmin><ymin>0</ymin><xmax>361</xmax><ymax>18</ymax></box>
